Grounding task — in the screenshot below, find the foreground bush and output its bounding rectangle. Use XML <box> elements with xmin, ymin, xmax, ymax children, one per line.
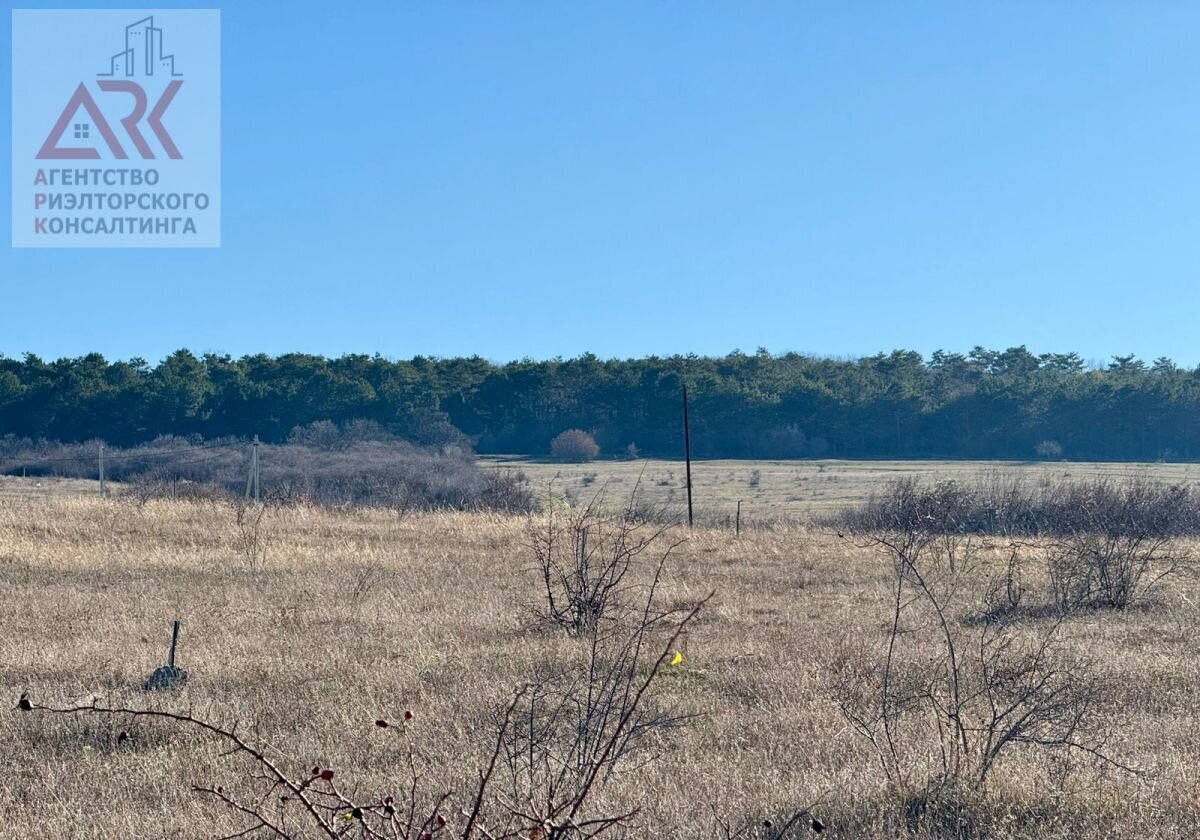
<box><xmin>529</xmin><ymin>487</ymin><xmax>681</xmax><ymax>634</ymax></box>
<box><xmin>832</xmin><ymin>490</ymin><xmax>1141</xmax><ymax>831</ymax></box>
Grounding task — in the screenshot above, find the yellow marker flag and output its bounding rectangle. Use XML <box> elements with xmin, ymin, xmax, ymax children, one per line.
<box><xmin>671</xmin><ymin>651</ymin><xmax>683</xmax><ymax>666</ymax></box>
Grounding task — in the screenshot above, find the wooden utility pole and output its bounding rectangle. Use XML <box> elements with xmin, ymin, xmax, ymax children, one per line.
<box><xmin>683</xmin><ymin>385</ymin><xmax>694</xmax><ymax>529</ymax></box>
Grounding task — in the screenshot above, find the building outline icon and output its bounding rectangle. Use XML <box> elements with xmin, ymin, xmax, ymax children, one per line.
<box><xmin>98</xmin><ymin>17</ymin><xmax>183</xmax><ymax>78</ymax></box>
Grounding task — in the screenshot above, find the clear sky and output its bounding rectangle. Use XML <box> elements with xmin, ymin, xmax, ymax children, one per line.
<box><xmin>3</xmin><ymin>2</ymin><xmax>1199</xmax><ymax>365</ymax></box>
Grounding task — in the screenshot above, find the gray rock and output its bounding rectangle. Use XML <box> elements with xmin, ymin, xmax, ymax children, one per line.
<box><xmin>144</xmin><ymin>665</ymin><xmax>189</xmax><ymax>691</ymax></box>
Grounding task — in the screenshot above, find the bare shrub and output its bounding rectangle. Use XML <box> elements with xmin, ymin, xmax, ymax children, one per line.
<box><xmin>1041</xmin><ymin>476</ymin><xmax>1199</xmax><ymax>536</ymax></box>
<box><xmin>993</xmin><ymin>546</ymin><xmax>1026</xmax><ymax>614</ymax></box>
<box><xmin>477</xmin><ymin>468</ymin><xmax>536</xmax><ymax>513</ymax></box>
<box><xmin>837</xmin><ymin>477</ymin><xmax>1196</xmax><ymax>611</ymax></box>
<box><xmin>529</xmin><ymin>490</ymin><xmax>681</xmax><ymax>635</ymax></box>
<box><xmin>1040</xmin><ymin>478</ymin><xmax>1191</xmax><ymax>610</ymax></box>
<box><xmin>492</xmin><ymin>594</ymin><xmax>709</xmax><ymax>834</ymax></box>
<box><xmin>123</xmin><ymin>471</ymin><xmax>234</xmax><ymax>507</ymax></box>
<box><xmin>621</xmin><ymin>494</ymin><xmax>682</xmax><ymax>527</ymax></box>
<box><xmin>1045</xmin><ymin>529</ymin><xmax>1182</xmax><ymax>611</ymax></box>
<box><xmin>123</xmin><ymin>470</ymin><xmax>176</xmax><ymax>507</ymax></box>
<box><xmin>264</xmin><ymin>476</ymin><xmax>315</xmax><ymax>507</ymax></box>
<box><xmin>549</xmin><ymin>430</ymin><xmax>600</xmax><ymax>463</ymax></box>
<box><xmin>255</xmin><ymin>442</ymin><xmax>533</xmax><ymax>512</ymax></box>
<box><xmin>838</xmin><ymin>475</ymin><xmax>1200</xmax><ymax>540</ymax></box>
<box><xmin>227</xmin><ymin>497</ymin><xmax>271</xmax><ymax>568</ymax></box>
<box><xmin>834</xmin><ymin>506</ymin><xmax>1132</xmax><ymax>811</ymax></box>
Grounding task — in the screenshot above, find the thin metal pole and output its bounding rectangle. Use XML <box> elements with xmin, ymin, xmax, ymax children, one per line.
<box><xmin>736</xmin><ymin>499</ymin><xmax>741</xmax><ymax>536</ymax></box>
<box><xmin>683</xmin><ymin>385</ymin><xmax>693</xmax><ymax>529</ymax></box>
<box><xmin>98</xmin><ymin>445</ymin><xmax>105</xmax><ymax>496</ymax></box>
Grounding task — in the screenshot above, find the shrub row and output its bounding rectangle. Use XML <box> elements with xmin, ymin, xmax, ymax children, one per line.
<box><xmin>0</xmin><ymin>431</ymin><xmax>534</xmax><ymax>513</ymax></box>
<box><xmin>837</xmin><ymin>474</ymin><xmax>1200</xmax><ymax>538</ymax></box>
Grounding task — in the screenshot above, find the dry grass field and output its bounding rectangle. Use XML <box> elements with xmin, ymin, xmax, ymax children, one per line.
<box><xmin>2</xmin><ymin>481</ymin><xmax>1199</xmax><ymax>838</ymax></box>
<box><xmin>0</xmin><ymin>474</ymin><xmax>109</xmax><ymax>500</ymax></box>
<box><xmin>486</xmin><ymin>457</ymin><xmax>1200</xmax><ymax>521</ymax></box>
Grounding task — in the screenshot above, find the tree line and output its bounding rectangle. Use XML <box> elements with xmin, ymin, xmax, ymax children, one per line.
<box><xmin>0</xmin><ymin>346</ymin><xmax>1196</xmax><ymax>461</ymax></box>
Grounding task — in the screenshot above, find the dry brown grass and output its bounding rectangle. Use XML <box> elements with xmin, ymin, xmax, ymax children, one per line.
<box><xmin>2</xmin><ymin>494</ymin><xmax>1199</xmax><ymax>838</ymax></box>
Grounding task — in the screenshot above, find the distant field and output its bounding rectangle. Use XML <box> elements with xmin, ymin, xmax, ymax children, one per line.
<box><xmin>9</xmin><ymin>459</ymin><xmax>1200</xmax><ymax>522</ymax></box>
<box><xmin>0</xmin><ymin>474</ymin><xmax>106</xmax><ymax>500</ymax></box>
<box><xmin>484</xmin><ymin>457</ymin><xmax>1200</xmax><ymax>521</ymax></box>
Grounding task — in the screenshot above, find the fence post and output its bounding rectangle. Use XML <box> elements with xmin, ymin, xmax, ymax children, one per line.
<box><xmin>253</xmin><ymin>435</ymin><xmax>260</xmax><ymax>504</ymax></box>
<box><xmin>167</xmin><ymin>619</ymin><xmax>181</xmax><ymax>669</ymax></box>
<box><xmin>98</xmin><ymin>444</ymin><xmax>105</xmax><ymax>497</ymax></box>
<box><xmin>736</xmin><ymin>499</ymin><xmax>741</xmax><ymax>536</ymax></box>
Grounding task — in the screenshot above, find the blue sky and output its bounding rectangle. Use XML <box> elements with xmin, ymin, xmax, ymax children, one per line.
<box><xmin>3</xmin><ymin>2</ymin><xmax>1199</xmax><ymax>365</ymax></box>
